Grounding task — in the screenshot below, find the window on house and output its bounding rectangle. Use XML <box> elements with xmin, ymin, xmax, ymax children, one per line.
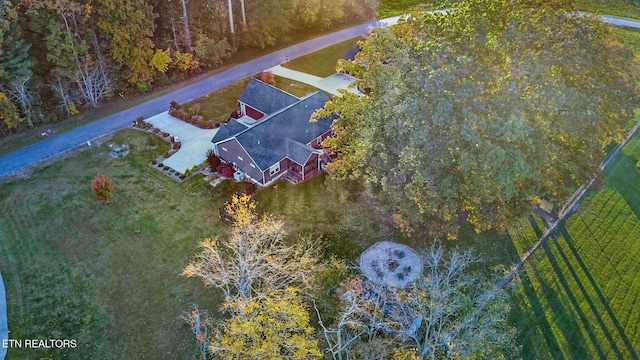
<box><xmin>269</xmin><ymin>163</ymin><xmax>280</xmax><ymax>176</ymax></box>
<box><xmin>238</xmin><ymin>156</ymin><xmax>244</xmax><ymax>161</ymax></box>
<box><xmin>222</xmin><ymin>146</ymin><xmax>228</xmax><ymax>152</ymax></box>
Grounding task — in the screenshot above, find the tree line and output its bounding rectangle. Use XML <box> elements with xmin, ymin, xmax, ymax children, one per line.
<box><xmin>0</xmin><ymin>0</ymin><xmax>377</xmax><ymax>136</ymax></box>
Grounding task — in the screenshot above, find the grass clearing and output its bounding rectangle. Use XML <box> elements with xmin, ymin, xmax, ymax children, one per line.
<box><xmin>376</xmin><ymin>0</ymin><xmax>441</xmax><ymax>17</ymax></box>
<box><xmin>254</xmin><ymin>177</ymin><xmax>392</xmax><ymax>262</ymax></box>
<box><xmin>182</xmin><ymin>76</ymin><xmax>319</xmax><ymax>124</ymax></box>
<box><xmin>613</xmin><ymin>26</ymin><xmax>640</xmax><ymax>55</ymax></box>
<box><xmin>510</xmin><ymin>133</ymin><xmax>640</xmax><ymax>359</ymax></box>
<box><xmin>272</xmin><ymin>76</ymin><xmax>319</xmax><ymax>97</ymax></box>
<box><xmin>575</xmin><ymin>0</ymin><xmax>640</xmax><ymax>19</ymax></box>
<box><xmin>0</xmin><ymin>129</ymin><xmax>256</xmax><ymax>359</ymax></box>
<box><xmin>182</xmin><ymin>78</ymin><xmax>250</xmax><ymax>124</ymax></box>
<box><xmin>282</xmin><ymin>38</ymin><xmax>362</xmax><ymax>78</ymax></box>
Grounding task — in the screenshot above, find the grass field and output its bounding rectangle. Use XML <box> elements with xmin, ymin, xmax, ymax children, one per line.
<box><xmin>282</xmin><ymin>38</ymin><xmax>362</xmax><ymax>78</ymax></box>
<box><xmin>376</xmin><ymin>0</ymin><xmax>441</xmax><ymax>17</ymax></box>
<box><xmin>182</xmin><ymin>76</ymin><xmax>318</xmax><ymax>124</ymax></box>
<box><xmin>575</xmin><ymin>0</ymin><xmax>640</xmax><ymax>19</ymax></box>
<box><xmin>0</xmin><ymin>130</ymin><xmax>387</xmax><ymax>359</ymax></box>
<box><xmin>510</xmin><ymin>133</ymin><xmax>640</xmax><ymax>359</ymax></box>
<box><xmin>0</xmin><ymin>130</ymin><xmax>260</xmax><ymax>359</ymax></box>
<box><xmin>2</xmin><ymin>128</ymin><xmax>639</xmax><ymax>359</ymax></box>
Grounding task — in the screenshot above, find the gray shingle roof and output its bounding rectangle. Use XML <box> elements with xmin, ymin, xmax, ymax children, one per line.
<box><xmin>212</xmin><ymin>119</ymin><xmax>248</xmax><ymax>144</ymax></box>
<box><xmin>238</xmin><ymin>78</ymin><xmax>299</xmax><ymax>115</ymax></box>
<box><xmin>234</xmin><ymin>91</ymin><xmax>335</xmax><ymax>170</ymax></box>
<box><xmin>285</xmin><ymin>139</ymin><xmax>314</xmax><ymax>166</ymax></box>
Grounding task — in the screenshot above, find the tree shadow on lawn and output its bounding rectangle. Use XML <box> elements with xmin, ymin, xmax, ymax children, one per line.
<box><xmin>531</xmin><ymin>222</ymin><xmax>640</xmax><ymax>360</ymax></box>
<box><xmin>511</xmin><ymin>268</ymin><xmax>566</xmax><ymax>359</ymax></box>
<box><xmin>606</xmin><ymin>152</ymin><xmax>640</xmax><ymax>220</ymax></box>
<box><xmin>556</xmin><ymin>224</ymin><xmax>639</xmax><ymax>360</ymax></box>
<box><xmin>538</xmin><ymin>238</ymin><xmax>607</xmax><ymax>358</ymax></box>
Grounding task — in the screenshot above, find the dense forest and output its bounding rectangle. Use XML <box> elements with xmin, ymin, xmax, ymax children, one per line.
<box><xmin>0</xmin><ymin>0</ymin><xmax>377</xmax><ymax>136</ymax></box>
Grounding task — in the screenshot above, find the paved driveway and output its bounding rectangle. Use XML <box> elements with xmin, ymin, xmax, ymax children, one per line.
<box><xmin>271</xmin><ymin>66</ymin><xmax>364</xmax><ymax>96</ymax></box>
<box><xmin>146</xmin><ymin>112</ymin><xmax>219</xmax><ymax>173</ymax></box>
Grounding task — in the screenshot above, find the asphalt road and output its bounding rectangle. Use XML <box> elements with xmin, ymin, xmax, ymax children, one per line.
<box><xmin>0</xmin><ymin>17</ymin><xmax>400</xmax><ymax>177</ymax></box>
<box><xmin>0</xmin><ymin>13</ymin><xmax>638</xmax><ymax>177</ymax></box>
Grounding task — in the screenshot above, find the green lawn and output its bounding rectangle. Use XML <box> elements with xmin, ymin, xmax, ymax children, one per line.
<box><xmin>510</xmin><ymin>133</ymin><xmax>640</xmax><ymax>359</ymax></box>
<box><xmin>271</xmin><ymin>76</ymin><xmax>319</xmax><ymax>97</ymax></box>
<box><xmin>254</xmin><ymin>176</ymin><xmax>393</xmax><ymax>262</ymax></box>
<box><xmin>181</xmin><ymin>78</ymin><xmax>250</xmax><ymax>124</ymax></box>
<box><xmin>575</xmin><ymin>0</ymin><xmax>640</xmax><ymax>19</ymax></box>
<box><xmin>282</xmin><ymin>38</ymin><xmax>362</xmax><ymax>78</ymax></box>
<box><xmin>376</xmin><ymin>0</ymin><xmax>441</xmax><ymax>17</ymax></box>
<box><xmin>0</xmin><ymin>130</ymin><xmax>257</xmax><ymax>359</ymax></box>
<box><xmin>614</xmin><ymin>26</ymin><xmax>640</xmax><ymax>56</ymax></box>
<box><xmin>182</xmin><ymin>76</ymin><xmax>319</xmax><ymax>124</ymax></box>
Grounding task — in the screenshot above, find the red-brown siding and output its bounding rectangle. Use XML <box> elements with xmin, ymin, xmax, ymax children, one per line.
<box><xmin>309</xmin><ymin>129</ymin><xmax>332</xmax><ymax>149</ymax></box>
<box><xmin>216</xmin><ymin>139</ymin><xmax>263</xmax><ymax>183</ymax></box>
<box><xmin>261</xmin><ymin>159</ymin><xmax>286</xmax><ymax>185</ymax></box>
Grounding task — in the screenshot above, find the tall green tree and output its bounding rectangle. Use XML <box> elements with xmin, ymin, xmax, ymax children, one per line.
<box><xmin>0</xmin><ymin>0</ymin><xmax>35</xmax><ymax>126</ymax></box>
<box><xmin>96</xmin><ymin>0</ymin><xmax>156</xmax><ymax>83</ymax></box>
<box><xmin>318</xmin><ymin>0</ymin><xmax>640</xmax><ymax>238</ymax></box>
<box><xmin>0</xmin><ymin>91</ymin><xmax>23</xmax><ymax>134</ymax></box>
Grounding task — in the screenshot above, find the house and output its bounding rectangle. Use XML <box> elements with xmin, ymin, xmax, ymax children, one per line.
<box><xmin>237</xmin><ymin>78</ymin><xmax>299</xmax><ymax>120</ymax></box>
<box><xmin>212</xmin><ymin>79</ymin><xmax>336</xmax><ymax>187</ymax></box>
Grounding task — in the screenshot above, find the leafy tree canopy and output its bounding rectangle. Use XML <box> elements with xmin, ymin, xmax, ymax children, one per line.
<box><xmin>209</xmin><ymin>287</ymin><xmax>322</xmax><ymax>359</ymax></box>
<box><xmin>318</xmin><ymin>0</ymin><xmax>640</xmax><ymax>238</ymax></box>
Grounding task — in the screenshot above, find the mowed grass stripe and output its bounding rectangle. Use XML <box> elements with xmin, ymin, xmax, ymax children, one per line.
<box><xmin>514</xmin><ymin>132</ymin><xmax>640</xmax><ymax>359</ymax></box>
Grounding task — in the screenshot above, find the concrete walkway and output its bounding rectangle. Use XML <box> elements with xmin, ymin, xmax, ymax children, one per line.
<box><xmin>0</xmin><ymin>272</ymin><xmax>7</xmax><ymax>360</ymax></box>
<box><xmin>271</xmin><ymin>66</ymin><xmax>364</xmax><ymax>96</ymax></box>
<box><xmin>145</xmin><ymin>112</ymin><xmax>219</xmax><ymax>173</ymax></box>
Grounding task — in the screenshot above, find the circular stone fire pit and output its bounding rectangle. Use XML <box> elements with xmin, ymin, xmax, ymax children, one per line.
<box><xmin>359</xmin><ymin>241</ymin><xmax>423</xmax><ymax>288</ymax></box>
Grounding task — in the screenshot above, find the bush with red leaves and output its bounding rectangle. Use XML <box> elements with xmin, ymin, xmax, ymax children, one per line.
<box><xmin>92</xmin><ymin>174</ymin><xmax>115</xmax><ymax>203</ymax></box>
<box><xmin>207</xmin><ymin>149</ymin><xmax>221</xmax><ymax>171</ymax></box>
<box><xmin>216</xmin><ymin>162</ymin><xmax>234</xmax><ymax>177</ymax></box>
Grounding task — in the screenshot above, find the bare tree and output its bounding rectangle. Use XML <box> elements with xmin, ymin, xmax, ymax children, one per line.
<box><xmin>181</xmin><ymin>304</ymin><xmax>213</xmax><ymax>360</ymax></box>
<box><xmin>239</xmin><ymin>0</ymin><xmax>246</xmax><ymax>30</ymax></box>
<box><xmin>73</xmin><ymin>60</ymin><xmax>111</xmax><ymax>108</ymax></box>
<box><xmin>50</xmin><ymin>75</ymin><xmax>74</xmax><ymax>116</ymax></box>
<box><xmin>315</xmin><ymin>242</ymin><xmax>515</xmax><ymax>359</ymax></box>
<box><xmin>57</xmin><ymin>12</ymin><xmax>110</xmax><ymax>107</ymax></box>
<box><xmin>4</xmin><ymin>73</ymin><xmax>34</xmax><ymax>128</ymax></box>
<box><xmin>179</xmin><ymin>0</ymin><xmax>191</xmax><ymax>52</ymax></box>
<box><xmin>226</xmin><ymin>0</ymin><xmax>234</xmax><ymax>44</ymax></box>
<box><xmin>314</xmin><ymin>295</ymin><xmax>368</xmax><ymax>360</ymax></box>
<box><xmin>408</xmin><ymin>243</ymin><xmax>514</xmax><ymax>359</ymax></box>
<box><xmin>183</xmin><ymin>194</ymin><xmax>321</xmax><ymax>301</ymax></box>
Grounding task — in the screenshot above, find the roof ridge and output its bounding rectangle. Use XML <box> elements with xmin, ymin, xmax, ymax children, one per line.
<box><xmin>249</xmin><ymin>78</ymin><xmax>299</xmax><ymax>101</ymax></box>
<box><xmin>233</xmin><ymin>90</ymin><xmax>326</xmax><ymax>138</ymax></box>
